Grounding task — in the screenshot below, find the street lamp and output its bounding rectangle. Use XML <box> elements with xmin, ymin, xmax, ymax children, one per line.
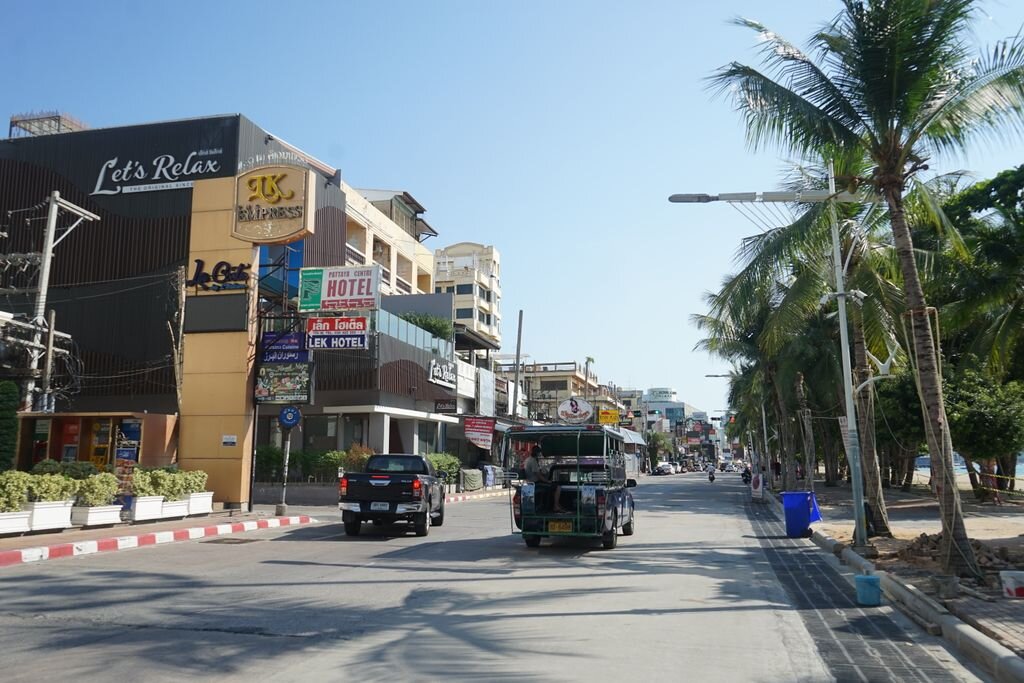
<box><xmin>683</xmin><ymin>185</ymin><xmax>873</xmax><ymax>551</ymax></box>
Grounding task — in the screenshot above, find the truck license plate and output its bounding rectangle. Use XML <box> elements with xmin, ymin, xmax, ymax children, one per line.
<box><xmin>548</xmin><ymin>520</ymin><xmax>572</xmax><ymax>533</ymax></box>
<box><xmin>370</xmin><ymin>502</ymin><xmax>390</xmax><ymax>512</ymax></box>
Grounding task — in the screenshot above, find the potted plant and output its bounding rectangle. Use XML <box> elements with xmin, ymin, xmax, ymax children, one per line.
<box><xmin>71</xmin><ymin>473</ymin><xmax>122</xmax><ymax>526</ymax></box>
<box><xmin>0</xmin><ymin>470</ymin><xmax>31</xmax><ymax>534</ymax></box>
<box><xmin>129</xmin><ymin>470</ymin><xmax>164</xmax><ymax>521</ymax></box>
<box><xmin>25</xmin><ymin>473</ymin><xmax>79</xmax><ymax>531</ymax></box>
<box><xmin>152</xmin><ymin>469</ymin><xmax>188</xmax><ymax>518</ymax></box>
<box><xmin>183</xmin><ymin>470</ymin><xmax>213</xmax><ymax>515</ymax></box>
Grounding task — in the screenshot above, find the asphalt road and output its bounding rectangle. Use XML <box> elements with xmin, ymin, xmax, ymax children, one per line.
<box><xmin>0</xmin><ymin>473</ymin><xmax>986</xmax><ymax>682</ymax></box>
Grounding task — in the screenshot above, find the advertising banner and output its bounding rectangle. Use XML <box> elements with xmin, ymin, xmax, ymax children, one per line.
<box><xmin>260</xmin><ymin>331</ymin><xmax>310</xmax><ymax>363</ymax></box>
<box><xmin>464</xmin><ymin>417</ymin><xmax>496</xmax><ymax>451</ymax></box>
<box><xmin>598</xmin><ymin>409</ymin><xmax>620</xmax><ymax>425</ymax></box>
<box><xmin>557</xmin><ymin>397</ymin><xmax>593</xmax><ymax>424</ymax></box>
<box><xmin>255</xmin><ymin>363</ymin><xmax>313</xmax><ymax>404</ymax></box>
<box><xmin>687</xmin><ymin>437</ymin><xmax>700</xmax><ymax>445</ymax></box>
<box><xmin>298</xmin><ymin>265</ymin><xmax>381</xmax><ymax>312</ymax></box>
<box><xmin>305</xmin><ymin>316</ymin><xmax>369</xmax><ymax>350</ymax></box>
<box><xmin>429</xmin><ymin>358</ymin><xmax>457</xmax><ymax>389</ymax></box>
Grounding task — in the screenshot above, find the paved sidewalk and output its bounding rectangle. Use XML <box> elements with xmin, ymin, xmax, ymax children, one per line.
<box><xmin>774</xmin><ymin>479</ymin><xmax>1024</xmax><ymax>675</ymax></box>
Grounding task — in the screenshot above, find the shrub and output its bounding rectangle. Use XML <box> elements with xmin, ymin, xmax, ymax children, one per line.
<box><xmin>0</xmin><ymin>381</ymin><xmax>18</xmax><ymax>471</ymax></box>
<box><xmin>313</xmin><ymin>451</ymin><xmax>344</xmax><ymax>481</ymax></box>
<box><xmin>131</xmin><ymin>470</ymin><xmax>159</xmax><ymax>497</ymax></box>
<box><xmin>181</xmin><ymin>470</ymin><xmax>209</xmax><ymax>494</ymax></box>
<box><xmin>427</xmin><ymin>453</ymin><xmax>461</xmax><ymax>482</ymax></box>
<box><xmin>75</xmin><ymin>473</ymin><xmax>120</xmax><ymax>507</ymax></box>
<box><xmin>340</xmin><ymin>449</ymin><xmax>370</xmax><ymax>473</ymax></box>
<box><xmin>0</xmin><ymin>470</ymin><xmax>31</xmax><ymax>512</ymax></box>
<box><xmin>149</xmin><ymin>469</ymin><xmax>187</xmax><ymax>501</ymax></box>
<box><xmin>255</xmin><ymin>445</ymin><xmax>283</xmax><ymax>482</ymax></box>
<box><xmin>31</xmin><ymin>459</ymin><xmax>63</xmax><ymax>475</ymax></box>
<box><xmin>62</xmin><ymin>461</ymin><xmax>99</xmax><ymax>480</ymax></box>
<box><xmin>26</xmin><ymin>474</ymin><xmax>79</xmax><ymax>502</ymax></box>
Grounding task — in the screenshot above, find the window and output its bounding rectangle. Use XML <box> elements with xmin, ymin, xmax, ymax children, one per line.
<box><xmin>434</xmin><ymin>287</ymin><xmax>442</xmax><ymax>293</ymax></box>
<box><xmin>480</xmin><ymin>288</ymin><xmax>491</xmax><ymax>302</ymax></box>
<box><xmin>456</xmin><ymin>283</ymin><xmax>474</xmax><ymax>295</ymax></box>
<box><xmin>446</xmin><ymin>286</ymin><xmax>455</xmax><ymax>293</ymax></box>
<box><xmin>456</xmin><ymin>308</ymin><xmax>473</xmax><ymax>319</ymax></box>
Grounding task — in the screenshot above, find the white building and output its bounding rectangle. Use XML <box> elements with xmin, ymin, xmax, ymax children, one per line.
<box><xmin>433</xmin><ymin>242</ymin><xmax>502</xmax><ymax>352</ymax></box>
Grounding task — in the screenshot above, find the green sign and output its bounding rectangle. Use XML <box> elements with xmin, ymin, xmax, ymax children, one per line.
<box><xmin>298</xmin><ymin>267</ymin><xmax>324</xmax><ymax>312</ymax></box>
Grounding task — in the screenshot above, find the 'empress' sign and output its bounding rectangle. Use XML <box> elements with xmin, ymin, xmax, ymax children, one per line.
<box><xmin>233</xmin><ymin>165</ymin><xmax>315</xmax><ymax>244</ymax></box>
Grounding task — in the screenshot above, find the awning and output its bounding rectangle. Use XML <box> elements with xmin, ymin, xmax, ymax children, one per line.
<box><xmin>620</xmin><ymin>428</ymin><xmax>647</xmax><ymax>446</ymax></box>
<box><xmin>321</xmin><ymin>404</ymin><xmax>460</xmax><ymax>425</ymax></box>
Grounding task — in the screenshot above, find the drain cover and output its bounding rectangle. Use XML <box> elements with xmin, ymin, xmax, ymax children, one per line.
<box><xmin>200</xmin><ymin>537</ymin><xmax>263</xmax><ymax>545</ymax></box>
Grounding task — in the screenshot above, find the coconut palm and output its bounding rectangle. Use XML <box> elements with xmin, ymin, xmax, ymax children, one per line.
<box><xmin>708</xmin><ymin>0</ymin><xmax>1024</xmax><ymax>575</ymax></box>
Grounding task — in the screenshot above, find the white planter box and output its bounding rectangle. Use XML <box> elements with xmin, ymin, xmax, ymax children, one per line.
<box><xmin>130</xmin><ymin>495</ymin><xmax>165</xmax><ymax>522</ymax></box>
<box><xmin>71</xmin><ymin>505</ymin><xmax>123</xmax><ymax>527</ymax></box>
<box><xmin>161</xmin><ymin>499</ymin><xmax>189</xmax><ymax>518</ymax></box>
<box><xmin>187</xmin><ymin>491</ymin><xmax>213</xmax><ymax>516</ymax></box>
<box><xmin>27</xmin><ymin>500</ymin><xmax>74</xmax><ymax>531</ymax></box>
<box><xmin>0</xmin><ymin>510</ymin><xmax>30</xmax><ymax>535</ymax></box>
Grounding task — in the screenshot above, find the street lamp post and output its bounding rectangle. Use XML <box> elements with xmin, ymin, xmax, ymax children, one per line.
<box><xmin>681</xmin><ymin>185</ymin><xmax>873</xmax><ymax>551</ymax></box>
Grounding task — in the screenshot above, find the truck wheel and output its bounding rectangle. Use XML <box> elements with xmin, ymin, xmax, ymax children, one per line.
<box><xmin>431</xmin><ymin>497</ymin><xmax>445</xmax><ymax>527</ymax></box>
<box><xmin>622</xmin><ymin>508</ymin><xmax>635</xmax><ymax>536</ymax></box>
<box><xmin>524</xmin><ymin>535</ymin><xmax>542</xmax><ymax>548</ymax></box>
<box><xmin>414</xmin><ymin>512</ymin><xmax>429</xmax><ymax>537</ymax></box>
<box><xmin>602</xmin><ymin>514</ymin><xmax>618</xmax><ymax>550</ymax></box>
<box><xmin>344</xmin><ymin>519</ymin><xmax>361</xmax><ymax>536</ymax></box>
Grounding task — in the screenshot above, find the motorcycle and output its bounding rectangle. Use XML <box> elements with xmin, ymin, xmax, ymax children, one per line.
<box><xmin>741</xmin><ymin>470</ymin><xmax>752</xmax><ymax>485</ymax></box>
<box><xmin>708</xmin><ymin>471</ymin><xmax>716</xmax><ymax>483</ymax></box>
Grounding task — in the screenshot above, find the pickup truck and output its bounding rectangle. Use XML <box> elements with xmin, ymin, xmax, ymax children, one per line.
<box><xmin>338</xmin><ymin>454</ymin><xmax>446</xmax><ymax>537</ymax></box>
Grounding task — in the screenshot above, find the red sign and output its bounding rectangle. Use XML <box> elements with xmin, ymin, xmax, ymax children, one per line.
<box><xmin>464</xmin><ymin>417</ymin><xmax>496</xmax><ymax>450</ymax></box>
<box><xmin>693</xmin><ymin>422</ymin><xmax>703</xmax><ymax>433</ymax></box>
<box><xmin>306</xmin><ymin>317</ymin><xmax>367</xmax><ymax>334</ymax></box>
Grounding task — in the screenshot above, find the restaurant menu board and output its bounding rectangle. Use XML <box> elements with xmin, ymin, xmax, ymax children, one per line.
<box><xmin>115</xmin><ymin>447</ymin><xmax>139</xmax><ymax>495</ymax></box>
<box><xmin>255</xmin><ymin>363</ymin><xmax>313</xmax><ymax>404</ymax></box>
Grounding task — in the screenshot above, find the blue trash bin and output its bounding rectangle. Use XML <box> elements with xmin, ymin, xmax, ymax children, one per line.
<box><xmin>855</xmin><ymin>575</ymin><xmax>882</xmax><ymax>606</ymax></box>
<box><xmin>781</xmin><ymin>491</ymin><xmax>812</xmax><ymax>538</ymax></box>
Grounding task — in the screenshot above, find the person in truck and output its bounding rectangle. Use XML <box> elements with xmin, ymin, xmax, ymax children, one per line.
<box><xmin>525</xmin><ymin>445</ymin><xmax>565</xmax><ymax>513</ymax></box>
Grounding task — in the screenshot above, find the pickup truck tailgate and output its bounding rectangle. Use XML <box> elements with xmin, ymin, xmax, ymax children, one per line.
<box><xmin>345</xmin><ymin>474</ymin><xmax>419</xmax><ymax>502</ymax></box>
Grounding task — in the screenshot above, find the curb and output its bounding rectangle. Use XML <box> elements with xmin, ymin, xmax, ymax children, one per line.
<box><xmin>0</xmin><ymin>515</ymin><xmax>319</xmax><ymax>569</ymax></box>
<box><xmin>446</xmin><ymin>490</ymin><xmax>509</xmax><ymax>504</ymax></box>
<box><xmin>765</xmin><ymin>492</ymin><xmax>1024</xmax><ymax>683</ymax></box>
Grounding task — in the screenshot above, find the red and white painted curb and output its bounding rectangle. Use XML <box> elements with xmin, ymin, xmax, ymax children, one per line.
<box><xmin>445</xmin><ymin>490</ymin><xmax>509</xmax><ymax>504</ymax></box>
<box><xmin>0</xmin><ymin>515</ymin><xmax>318</xmax><ymax>568</ymax></box>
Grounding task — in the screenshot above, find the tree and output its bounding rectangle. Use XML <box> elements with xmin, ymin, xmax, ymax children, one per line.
<box><xmin>0</xmin><ymin>381</ymin><xmax>18</xmax><ymax>470</ymax></box>
<box><xmin>709</xmin><ymin>0</ymin><xmax>1024</xmax><ymax>576</ymax></box>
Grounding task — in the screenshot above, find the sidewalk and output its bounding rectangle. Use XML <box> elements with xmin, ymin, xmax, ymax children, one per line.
<box><xmin>777</xmin><ymin>478</ymin><xmax>1024</xmax><ymax>676</ymax></box>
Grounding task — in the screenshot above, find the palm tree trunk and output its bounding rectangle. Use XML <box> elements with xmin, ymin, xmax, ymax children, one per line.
<box><xmin>851</xmin><ymin>314</ymin><xmax>891</xmax><ymax>536</ymax></box>
<box><xmin>901</xmin><ymin>447</ymin><xmax>916</xmax><ymax>491</ymax></box>
<box><xmin>885</xmin><ymin>185</ymin><xmax>978</xmax><ymax>576</ymax></box>
<box><xmin>822</xmin><ymin>419</ymin><xmax>839</xmax><ymax>486</ymax></box>
<box><xmin>795</xmin><ymin>373</ymin><xmax>816</xmax><ymax>492</ymax></box>
<box><xmin>772</xmin><ymin>387</ymin><xmax>797</xmax><ymax>491</ymax></box>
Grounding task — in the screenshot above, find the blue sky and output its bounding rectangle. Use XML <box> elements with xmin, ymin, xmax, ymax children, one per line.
<box><xmin>3</xmin><ymin>0</ymin><xmax>1024</xmax><ymax>413</ymax></box>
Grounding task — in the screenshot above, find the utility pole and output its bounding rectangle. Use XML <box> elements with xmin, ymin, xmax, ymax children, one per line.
<box><xmin>23</xmin><ymin>191</ymin><xmax>99</xmax><ymax>410</ymax></box>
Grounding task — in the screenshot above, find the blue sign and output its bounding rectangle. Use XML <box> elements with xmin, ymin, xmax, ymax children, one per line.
<box><xmin>278</xmin><ymin>406</ymin><xmax>302</xmax><ymax>429</ymax></box>
<box><xmin>261</xmin><ymin>349</ymin><xmax>311</xmax><ymax>363</ymax></box>
<box><xmin>307</xmin><ymin>334</ymin><xmax>367</xmax><ymax>350</ymax></box>
<box><xmin>261</xmin><ymin>331</ymin><xmax>305</xmax><ymax>351</ymax></box>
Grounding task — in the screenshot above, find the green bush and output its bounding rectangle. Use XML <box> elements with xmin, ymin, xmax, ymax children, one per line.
<box><xmin>131</xmin><ymin>470</ymin><xmax>159</xmax><ymax>497</ymax></box>
<box><xmin>340</xmin><ymin>449</ymin><xmax>370</xmax><ymax>473</ymax></box>
<box><xmin>0</xmin><ymin>382</ymin><xmax>18</xmax><ymax>471</ymax></box>
<box><xmin>26</xmin><ymin>474</ymin><xmax>79</xmax><ymax>502</ymax></box>
<box><xmin>313</xmin><ymin>451</ymin><xmax>344</xmax><ymax>481</ymax></box>
<box><xmin>75</xmin><ymin>473</ymin><xmax>120</xmax><ymax>507</ymax></box>
<box><xmin>181</xmin><ymin>470</ymin><xmax>209</xmax><ymax>494</ymax></box>
<box><xmin>255</xmin><ymin>445</ymin><xmax>283</xmax><ymax>482</ymax></box>
<box><xmin>0</xmin><ymin>470</ymin><xmax>31</xmax><ymax>512</ymax></box>
<box><xmin>149</xmin><ymin>469</ymin><xmax>187</xmax><ymax>501</ymax></box>
<box><xmin>427</xmin><ymin>453</ymin><xmax>461</xmax><ymax>482</ymax></box>
<box><xmin>31</xmin><ymin>459</ymin><xmax>63</xmax><ymax>475</ymax></box>
<box><xmin>62</xmin><ymin>461</ymin><xmax>99</xmax><ymax>480</ymax></box>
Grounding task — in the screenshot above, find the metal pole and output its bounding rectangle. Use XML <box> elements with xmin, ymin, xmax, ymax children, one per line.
<box><xmin>508</xmin><ymin>310</ymin><xmax>524</xmax><ymax>473</ymax></box>
<box><xmin>24</xmin><ymin>192</ymin><xmax>60</xmax><ymax>409</ymax></box>
<box><xmin>39</xmin><ymin>309</ymin><xmax>56</xmax><ymax>412</ymax></box>
<box><xmin>828</xmin><ymin>169</ymin><xmax>869</xmax><ymax>550</ymax></box>
<box><xmin>276</xmin><ymin>427</ymin><xmax>292</xmax><ymax>516</ymax></box>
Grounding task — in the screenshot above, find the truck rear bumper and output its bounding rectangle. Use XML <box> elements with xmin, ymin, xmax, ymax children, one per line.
<box><xmin>338</xmin><ymin>502</ymin><xmax>426</xmax><ymax>515</ymax></box>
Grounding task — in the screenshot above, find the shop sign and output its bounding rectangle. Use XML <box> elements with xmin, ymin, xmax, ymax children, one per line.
<box><xmin>305</xmin><ymin>316</ymin><xmax>369</xmax><ymax>350</ymax></box>
<box><xmin>298</xmin><ymin>265</ymin><xmax>381</xmax><ymax>312</ymax></box>
<box><xmin>91</xmin><ymin>149</ymin><xmax>225</xmax><ymax>196</ymax></box>
<box><xmin>464</xmin><ymin>416</ymin><xmax>496</xmax><ymax>450</ymax></box>
<box><xmin>233</xmin><ymin>165</ymin><xmax>315</xmax><ymax>244</ymax></box>
<box><xmin>260</xmin><ymin>332</ymin><xmax>309</xmax><ymax>363</ymax></box>
<box><xmin>598</xmin><ymin>409</ymin><xmax>620</xmax><ymax>425</ymax></box>
<box><xmin>428</xmin><ymin>358</ymin><xmax>457</xmax><ymax>389</ymax></box>
<box><xmin>255</xmin><ymin>362</ymin><xmax>313</xmax><ymax>404</ymax></box>
<box><xmin>434</xmin><ymin>398</ymin><xmax>457</xmax><ymax>413</ymax></box>
<box><xmin>618</xmin><ymin>418</ymin><xmax>633</xmax><ymax>427</ymax></box>
<box><xmin>687</xmin><ymin>437</ymin><xmax>700</xmax><ymax>445</ymax></box>
<box><xmin>186</xmin><ymin>259</ymin><xmax>251</xmax><ymax>291</ymax></box>
<box><xmin>557</xmin><ymin>397</ymin><xmax>593</xmax><ymax>424</ymax></box>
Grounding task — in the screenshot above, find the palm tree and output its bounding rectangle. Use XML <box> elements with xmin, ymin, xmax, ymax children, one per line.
<box><xmin>709</xmin><ymin>0</ymin><xmax>1024</xmax><ymax>575</ymax></box>
<box><xmin>584</xmin><ymin>356</ymin><xmax>595</xmax><ymax>402</ymax></box>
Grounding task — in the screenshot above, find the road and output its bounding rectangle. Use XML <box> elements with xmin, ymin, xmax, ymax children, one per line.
<box><xmin>0</xmin><ymin>473</ymin><xmax>988</xmax><ymax>682</ymax></box>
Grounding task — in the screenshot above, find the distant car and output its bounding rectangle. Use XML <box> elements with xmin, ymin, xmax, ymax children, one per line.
<box><xmin>725</xmin><ymin>463</ymin><xmax>736</xmax><ymax>473</ymax></box>
<box><xmin>671</xmin><ymin>463</ymin><xmax>681</xmax><ymax>474</ymax></box>
<box><xmin>655</xmin><ymin>462</ymin><xmax>674</xmax><ymax>476</ymax></box>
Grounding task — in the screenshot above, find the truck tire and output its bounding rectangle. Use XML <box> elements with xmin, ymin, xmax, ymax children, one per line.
<box><xmin>431</xmin><ymin>497</ymin><xmax>445</xmax><ymax>527</ymax></box>
<box><xmin>524</xmin><ymin>535</ymin><xmax>542</xmax><ymax>548</ymax></box>
<box><xmin>622</xmin><ymin>508</ymin><xmax>635</xmax><ymax>536</ymax></box>
<box><xmin>602</xmin><ymin>513</ymin><xmax>618</xmax><ymax>550</ymax></box>
<box><xmin>414</xmin><ymin>511</ymin><xmax>429</xmax><ymax>537</ymax></box>
<box><xmin>344</xmin><ymin>519</ymin><xmax>361</xmax><ymax>536</ymax></box>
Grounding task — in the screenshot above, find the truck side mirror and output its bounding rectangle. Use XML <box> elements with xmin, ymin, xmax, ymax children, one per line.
<box><xmin>626</xmin><ymin>479</ymin><xmax>637</xmax><ymax>488</ymax></box>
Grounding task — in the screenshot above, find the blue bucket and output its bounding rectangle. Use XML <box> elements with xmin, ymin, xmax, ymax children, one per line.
<box><xmin>855</xmin><ymin>575</ymin><xmax>881</xmax><ymax>606</ymax></box>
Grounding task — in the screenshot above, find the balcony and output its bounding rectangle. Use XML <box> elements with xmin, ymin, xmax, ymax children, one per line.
<box><xmin>345</xmin><ymin>243</ymin><xmax>365</xmax><ymax>266</ymax></box>
<box><xmin>395</xmin><ymin>275</ymin><xmax>412</xmax><ymax>294</ymax></box>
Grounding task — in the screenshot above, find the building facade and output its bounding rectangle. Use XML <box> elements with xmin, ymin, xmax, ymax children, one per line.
<box><xmin>433</xmin><ymin>242</ymin><xmax>502</xmax><ymax>352</ymax></box>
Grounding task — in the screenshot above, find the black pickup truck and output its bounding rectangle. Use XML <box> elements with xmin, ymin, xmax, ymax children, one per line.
<box><xmin>338</xmin><ymin>454</ymin><xmax>446</xmax><ymax>537</ymax></box>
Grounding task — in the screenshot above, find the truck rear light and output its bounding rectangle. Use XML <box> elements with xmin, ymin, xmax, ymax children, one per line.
<box><xmin>411</xmin><ymin>478</ymin><xmax>422</xmax><ymax>499</ymax></box>
<box><xmin>340</xmin><ymin>477</ymin><xmax>348</xmax><ymax>497</ymax></box>
<box><xmin>512</xmin><ymin>491</ymin><xmax>521</xmax><ymax>518</ymax></box>
<box><xmin>596</xmin><ymin>491</ymin><xmax>606</xmax><ymax>514</ymax></box>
